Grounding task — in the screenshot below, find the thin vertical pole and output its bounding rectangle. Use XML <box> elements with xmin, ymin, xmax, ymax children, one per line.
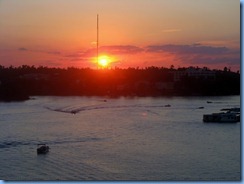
<box><xmin>97</xmin><ymin>14</ymin><xmax>99</xmax><ymax>67</ymax></box>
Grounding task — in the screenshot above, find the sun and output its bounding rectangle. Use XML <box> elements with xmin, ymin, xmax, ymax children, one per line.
<box><xmin>98</xmin><ymin>55</ymin><xmax>110</xmax><ymax>68</ymax></box>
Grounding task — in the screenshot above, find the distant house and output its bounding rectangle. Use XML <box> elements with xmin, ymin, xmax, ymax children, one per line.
<box><xmin>172</xmin><ymin>67</ymin><xmax>216</xmax><ymax>82</ymax></box>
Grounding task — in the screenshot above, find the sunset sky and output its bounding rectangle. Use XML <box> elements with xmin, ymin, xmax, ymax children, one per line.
<box><xmin>0</xmin><ymin>0</ymin><xmax>240</xmax><ymax>71</ymax></box>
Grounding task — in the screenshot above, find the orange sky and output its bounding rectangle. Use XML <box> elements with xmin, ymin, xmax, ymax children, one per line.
<box><xmin>0</xmin><ymin>0</ymin><xmax>240</xmax><ymax>71</ymax></box>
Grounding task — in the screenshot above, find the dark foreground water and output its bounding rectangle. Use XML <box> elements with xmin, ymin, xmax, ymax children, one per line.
<box><xmin>0</xmin><ymin>96</ymin><xmax>240</xmax><ymax>181</ymax></box>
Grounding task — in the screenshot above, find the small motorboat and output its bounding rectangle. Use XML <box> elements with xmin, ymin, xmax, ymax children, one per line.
<box><xmin>37</xmin><ymin>144</ymin><xmax>49</xmax><ymax>154</ymax></box>
<box><xmin>203</xmin><ymin>107</ymin><xmax>240</xmax><ymax>123</ymax></box>
<box><xmin>203</xmin><ymin>112</ymin><xmax>240</xmax><ymax>123</ymax></box>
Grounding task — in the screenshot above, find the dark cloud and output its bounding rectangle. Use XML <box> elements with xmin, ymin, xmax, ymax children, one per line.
<box><xmin>65</xmin><ymin>54</ymin><xmax>81</xmax><ymax>58</ymax></box>
<box><xmin>22</xmin><ymin>43</ymin><xmax>238</xmax><ymax>69</ymax></box>
<box><xmin>63</xmin><ymin>51</ymin><xmax>92</xmax><ymax>63</ymax></box>
<box><xmin>146</xmin><ymin>44</ymin><xmax>229</xmax><ymax>55</ymax></box>
<box><xmin>18</xmin><ymin>47</ymin><xmax>62</xmax><ymax>55</ymax></box>
<box><xmin>144</xmin><ymin>43</ymin><xmax>240</xmax><ymax>70</ymax></box>
<box><xmin>189</xmin><ymin>56</ymin><xmax>240</xmax><ymax>65</ymax></box>
<box><xmin>18</xmin><ymin>47</ymin><xmax>28</xmax><ymax>51</ymax></box>
<box><xmin>63</xmin><ymin>45</ymin><xmax>143</xmax><ymax>61</ymax></box>
<box><xmin>173</xmin><ymin>49</ymin><xmax>240</xmax><ymax>68</ymax></box>
<box><xmin>47</xmin><ymin>51</ymin><xmax>61</xmax><ymax>55</ymax></box>
<box><xmin>100</xmin><ymin>45</ymin><xmax>143</xmax><ymax>54</ymax></box>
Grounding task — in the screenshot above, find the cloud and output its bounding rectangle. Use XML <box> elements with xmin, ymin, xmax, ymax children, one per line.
<box><xmin>65</xmin><ymin>54</ymin><xmax>81</xmax><ymax>58</ymax></box>
<box><xmin>144</xmin><ymin>43</ymin><xmax>240</xmax><ymax>70</ymax></box>
<box><xmin>18</xmin><ymin>47</ymin><xmax>28</xmax><ymax>51</ymax></box>
<box><xmin>63</xmin><ymin>43</ymin><xmax>239</xmax><ymax>69</ymax></box>
<box><xmin>63</xmin><ymin>45</ymin><xmax>144</xmax><ymax>62</ymax></box>
<box><xmin>187</xmin><ymin>55</ymin><xmax>240</xmax><ymax>66</ymax></box>
<box><xmin>100</xmin><ymin>45</ymin><xmax>143</xmax><ymax>55</ymax></box>
<box><xmin>18</xmin><ymin>47</ymin><xmax>62</xmax><ymax>55</ymax></box>
<box><xmin>162</xmin><ymin>28</ymin><xmax>181</xmax><ymax>33</ymax></box>
<box><xmin>47</xmin><ymin>51</ymin><xmax>61</xmax><ymax>55</ymax></box>
<box><xmin>15</xmin><ymin>43</ymin><xmax>239</xmax><ymax>70</ymax></box>
<box><xmin>146</xmin><ymin>44</ymin><xmax>229</xmax><ymax>55</ymax></box>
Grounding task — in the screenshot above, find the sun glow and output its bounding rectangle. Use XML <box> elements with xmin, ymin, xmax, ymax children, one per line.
<box><xmin>98</xmin><ymin>55</ymin><xmax>111</xmax><ymax>68</ymax></box>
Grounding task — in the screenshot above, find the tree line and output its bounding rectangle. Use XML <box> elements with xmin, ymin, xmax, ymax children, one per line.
<box><xmin>0</xmin><ymin>65</ymin><xmax>240</xmax><ymax>101</ymax></box>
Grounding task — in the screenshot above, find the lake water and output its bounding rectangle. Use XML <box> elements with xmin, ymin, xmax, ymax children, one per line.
<box><xmin>0</xmin><ymin>96</ymin><xmax>240</xmax><ymax>181</ymax></box>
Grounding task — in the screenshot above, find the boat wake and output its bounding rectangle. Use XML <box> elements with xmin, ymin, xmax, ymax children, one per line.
<box><xmin>45</xmin><ymin>103</ymin><xmax>171</xmax><ymax>114</ymax></box>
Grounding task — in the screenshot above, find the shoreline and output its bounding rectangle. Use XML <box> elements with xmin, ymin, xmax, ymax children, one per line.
<box><xmin>0</xmin><ymin>94</ymin><xmax>240</xmax><ymax>102</ymax></box>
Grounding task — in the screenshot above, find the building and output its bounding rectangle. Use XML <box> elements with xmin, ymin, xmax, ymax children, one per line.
<box><xmin>172</xmin><ymin>67</ymin><xmax>216</xmax><ymax>82</ymax></box>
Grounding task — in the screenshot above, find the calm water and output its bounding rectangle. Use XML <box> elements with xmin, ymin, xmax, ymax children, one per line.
<box><xmin>0</xmin><ymin>96</ymin><xmax>240</xmax><ymax>181</ymax></box>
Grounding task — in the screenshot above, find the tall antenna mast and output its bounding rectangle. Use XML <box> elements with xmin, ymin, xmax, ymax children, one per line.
<box><xmin>97</xmin><ymin>14</ymin><xmax>99</xmax><ymax>66</ymax></box>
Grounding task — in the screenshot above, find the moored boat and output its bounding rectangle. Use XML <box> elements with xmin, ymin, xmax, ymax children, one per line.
<box><xmin>203</xmin><ymin>107</ymin><xmax>240</xmax><ymax>123</ymax></box>
<box><xmin>203</xmin><ymin>112</ymin><xmax>240</xmax><ymax>123</ymax></box>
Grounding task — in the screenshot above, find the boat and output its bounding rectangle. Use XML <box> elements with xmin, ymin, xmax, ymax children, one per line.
<box><xmin>203</xmin><ymin>107</ymin><xmax>240</xmax><ymax>123</ymax></box>
<box><xmin>203</xmin><ymin>112</ymin><xmax>240</xmax><ymax>123</ymax></box>
<box><xmin>37</xmin><ymin>144</ymin><xmax>49</xmax><ymax>154</ymax></box>
<box><xmin>220</xmin><ymin>107</ymin><xmax>240</xmax><ymax>113</ymax></box>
